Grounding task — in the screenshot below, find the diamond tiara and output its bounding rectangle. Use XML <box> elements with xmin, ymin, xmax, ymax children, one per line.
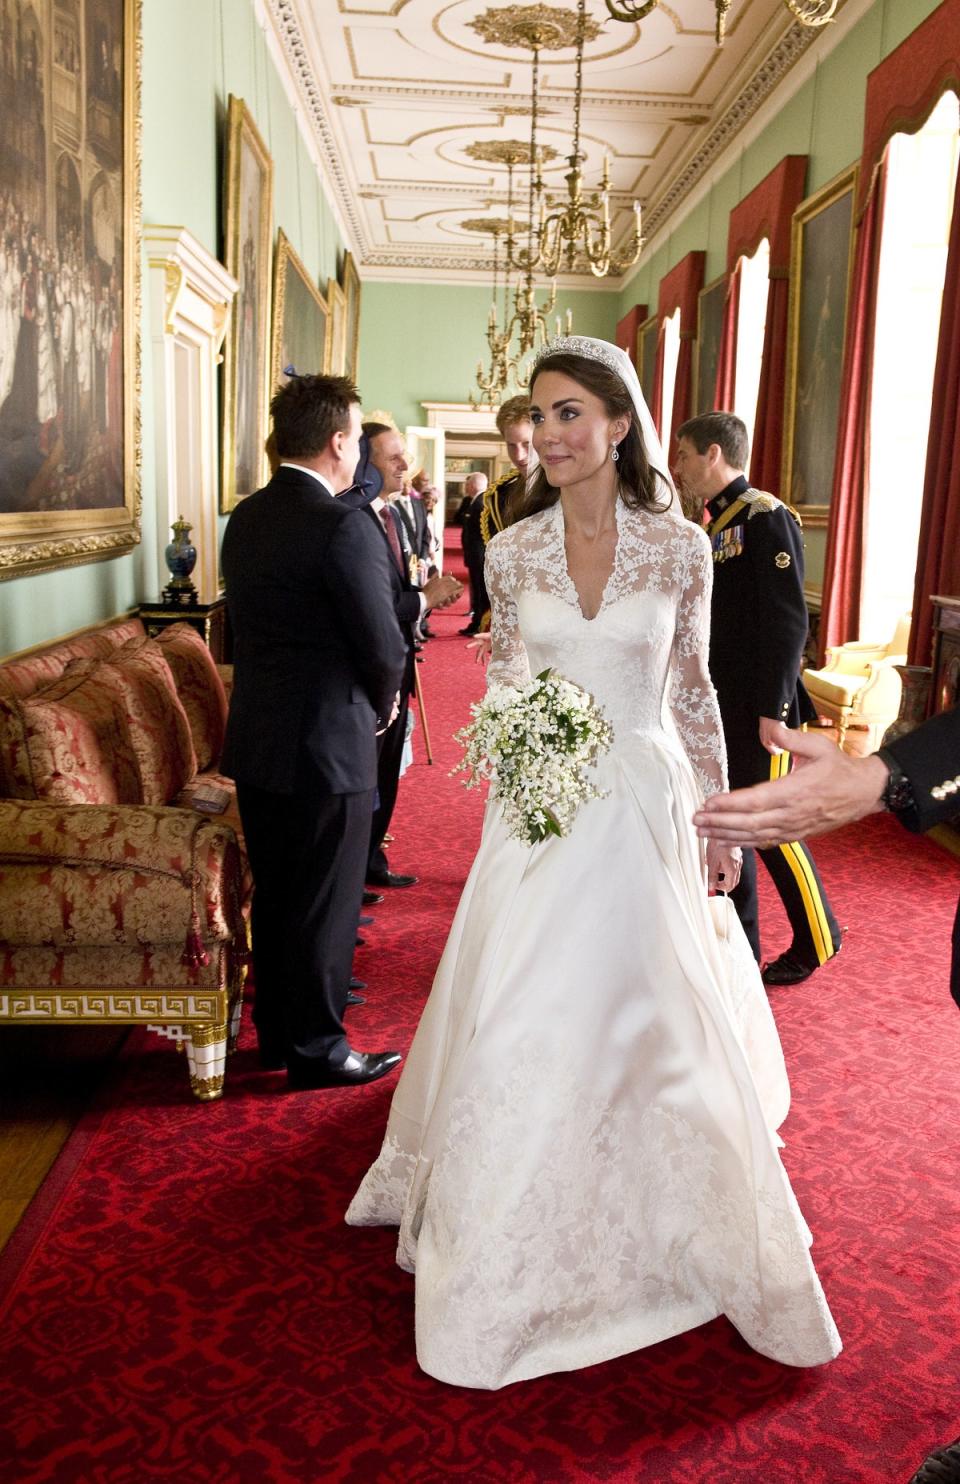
<box><xmin>529</xmin><ymin>335</ymin><xmax>625</xmax><ymax>380</ymax></box>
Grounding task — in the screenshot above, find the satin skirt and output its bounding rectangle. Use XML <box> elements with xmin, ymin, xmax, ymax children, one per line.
<box><xmin>347</xmin><ymin>732</ymin><xmax>841</xmax><ymax>1389</ymax></box>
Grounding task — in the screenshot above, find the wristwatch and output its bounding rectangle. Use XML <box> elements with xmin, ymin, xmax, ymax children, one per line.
<box><xmin>875</xmin><ymin>748</ymin><xmax>916</xmax><ymax>816</ymax></box>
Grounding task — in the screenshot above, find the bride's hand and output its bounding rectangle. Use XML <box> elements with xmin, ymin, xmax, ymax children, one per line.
<box><xmin>706</xmin><ymin>838</ymin><xmax>742</xmax><ymax>893</ymax></box>
<box><xmin>466</xmin><ymin>632</ymin><xmax>492</xmax><ymax>665</ymax></box>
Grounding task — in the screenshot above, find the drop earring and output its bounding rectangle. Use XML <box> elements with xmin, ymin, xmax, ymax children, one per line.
<box><xmin>610</xmin><ymin>443</ymin><xmax>619</xmax><ymax>463</ymax></box>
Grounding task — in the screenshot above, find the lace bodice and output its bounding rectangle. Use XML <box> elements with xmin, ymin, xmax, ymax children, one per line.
<box><xmin>484</xmin><ymin>500</ymin><xmax>728</xmax><ymax>798</ymax></box>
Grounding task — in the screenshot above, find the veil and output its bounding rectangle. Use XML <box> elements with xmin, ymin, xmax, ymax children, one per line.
<box><xmin>528</xmin><ymin>335</ymin><xmax>681</xmax><ymax>521</ymax></box>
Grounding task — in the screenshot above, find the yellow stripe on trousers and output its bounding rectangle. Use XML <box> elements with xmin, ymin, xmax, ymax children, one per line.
<box><xmin>768</xmin><ymin>749</ymin><xmax>833</xmax><ymax>964</ymax></box>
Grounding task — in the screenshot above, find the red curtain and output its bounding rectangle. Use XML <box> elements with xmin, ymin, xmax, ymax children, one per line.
<box><xmin>714</xmin><ymin>264</ymin><xmax>740</xmax><ymax>408</ymax></box>
<box><xmin>749</xmin><ymin>269</ymin><xmax>789</xmax><ymax>490</ymax></box>
<box><xmin>656</xmin><ymin>251</ymin><xmax>705</xmax><ymax>461</ymax></box>
<box><xmin>651</xmin><ymin>321</ymin><xmax>666</xmax><ymax>437</ymax></box>
<box><xmin>616</xmin><ymin>305</ymin><xmax>648</xmax><ymax>368</ymax></box>
<box><xmin>907</xmin><ymin>155</ymin><xmax>960</xmax><ymax>666</ymax></box>
<box><xmin>819</xmin><ymin>162</ymin><xmax>888</xmax><ymax>658</ymax></box>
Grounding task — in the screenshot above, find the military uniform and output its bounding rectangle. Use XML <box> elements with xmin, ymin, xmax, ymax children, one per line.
<box><xmin>706</xmin><ymin>474</ymin><xmax>841</xmax><ymax>970</ymax></box>
<box><xmin>474</xmin><ymin>468</ymin><xmax>525</xmax><ymax>630</ymax></box>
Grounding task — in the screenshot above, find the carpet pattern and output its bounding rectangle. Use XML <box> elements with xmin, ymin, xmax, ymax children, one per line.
<box><xmin>1</xmin><ymin>536</ymin><xmax>959</xmax><ymax>1483</ymax></box>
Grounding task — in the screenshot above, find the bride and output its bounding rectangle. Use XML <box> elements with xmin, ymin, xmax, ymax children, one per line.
<box><xmin>346</xmin><ymin>336</ymin><xmax>841</xmax><ymax>1390</ymax></box>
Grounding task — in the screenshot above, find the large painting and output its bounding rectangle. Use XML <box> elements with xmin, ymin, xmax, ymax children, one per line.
<box><xmin>694</xmin><ymin>274</ymin><xmax>726</xmax><ymax>416</ymax></box>
<box><xmin>221</xmin><ymin>95</ymin><xmax>272</xmax><ymax>512</ymax></box>
<box><xmin>341</xmin><ymin>250</ymin><xmax>361</xmax><ymax>383</ymax></box>
<box><xmin>270</xmin><ymin>230</ymin><xmax>330</xmax><ymax>392</ymax></box>
<box><xmin>637</xmin><ymin>314</ymin><xmax>658</xmax><ymax>409</ymax></box>
<box><xmin>0</xmin><ymin>0</ymin><xmax>140</xmax><ymax>581</ymax></box>
<box><xmin>327</xmin><ymin>277</ymin><xmax>346</xmax><ymax>377</ymax></box>
<box><xmin>781</xmin><ymin>165</ymin><xmax>858</xmax><ymax>521</ymax></box>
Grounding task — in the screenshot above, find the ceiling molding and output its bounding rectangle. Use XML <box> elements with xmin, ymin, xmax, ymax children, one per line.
<box><xmin>261</xmin><ymin>0</ymin><xmax>841</xmax><ymax>284</ymax></box>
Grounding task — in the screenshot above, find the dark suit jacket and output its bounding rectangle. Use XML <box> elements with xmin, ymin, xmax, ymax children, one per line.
<box><xmin>220</xmin><ymin>465</ymin><xmax>406</xmax><ymax>795</ymax></box>
<box><xmin>706</xmin><ymin>476</ymin><xmax>815</xmax><ymax>736</ymax></box>
<box><xmin>394</xmin><ymin>494</ymin><xmax>431</xmax><ymax>563</ymax></box>
<box><xmin>882</xmin><ymin>705</ymin><xmax>960</xmax><ymax>832</ymax></box>
<box><xmin>352</xmin><ymin>500</ymin><xmax>421</xmax><ymax>696</ymax></box>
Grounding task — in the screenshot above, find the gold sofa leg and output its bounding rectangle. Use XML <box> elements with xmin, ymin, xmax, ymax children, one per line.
<box><xmin>185</xmin><ymin>1020</ymin><xmax>228</xmax><ymax>1101</ymax></box>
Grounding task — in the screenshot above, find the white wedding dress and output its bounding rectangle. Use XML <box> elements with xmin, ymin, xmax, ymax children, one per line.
<box><xmin>347</xmin><ymin>498</ymin><xmax>841</xmax><ymax>1389</ymax></box>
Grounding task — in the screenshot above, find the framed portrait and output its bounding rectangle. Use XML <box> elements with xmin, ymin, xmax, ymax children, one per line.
<box><xmin>781</xmin><ymin>164</ymin><xmax>858</xmax><ymax>525</ymax></box>
<box><xmin>693</xmin><ymin>275</ymin><xmax>727</xmax><ymax>416</ymax></box>
<box><xmin>221</xmin><ymin>95</ymin><xmax>273</xmax><ymax>512</ymax></box>
<box><xmin>637</xmin><ymin>314</ymin><xmax>659</xmax><ymax>408</ymax></box>
<box><xmin>341</xmin><ymin>250</ymin><xmax>361</xmax><ymax>382</ymax></box>
<box><xmin>270</xmin><ymin>230</ymin><xmax>330</xmax><ymax>393</ymax></box>
<box><xmin>0</xmin><ymin>0</ymin><xmax>141</xmax><ymax>581</ymax></box>
<box><xmin>327</xmin><ymin>278</ymin><xmax>346</xmax><ymax>377</ymax></box>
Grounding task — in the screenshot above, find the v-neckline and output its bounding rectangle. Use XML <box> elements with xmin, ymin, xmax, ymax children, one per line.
<box><xmin>555</xmin><ymin>499</ymin><xmax>622</xmax><ymax>623</ymax></box>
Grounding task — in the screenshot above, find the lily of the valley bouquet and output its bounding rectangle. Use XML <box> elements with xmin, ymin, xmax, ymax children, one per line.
<box><xmin>454</xmin><ymin>669</ymin><xmax>614</xmax><ymax>844</ymax></box>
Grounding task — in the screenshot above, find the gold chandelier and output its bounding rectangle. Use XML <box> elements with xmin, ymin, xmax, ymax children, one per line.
<box><xmin>463</xmin><ymin>213</ymin><xmax>568</xmax><ymax>404</ymax></box>
<box><xmin>536</xmin><ymin>0</ymin><xmax>642</xmax><ymax>276</ymax></box>
<box><xmin>602</xmin><ymin>0</ymin><xmax>838</xmax><ymax>47</ymax></box>
<box><xmin>469</xmin><ymin>4</ymin><xmax>642</xmax><ymax>280</ymax></box>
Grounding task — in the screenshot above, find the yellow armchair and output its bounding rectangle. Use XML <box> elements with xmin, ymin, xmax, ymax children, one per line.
<box><xmin>804</xmin><ymin>613</ymin><xmax>912</xmax><ymax>756</ymax></box>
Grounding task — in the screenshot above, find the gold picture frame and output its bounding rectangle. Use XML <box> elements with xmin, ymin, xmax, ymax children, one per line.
<box><xmin>221</xmin><ymin>95</ymin><xmax>273</xmax><ymax>512</ymax></box>
<box><xmin>270</xmin><ymin>230</ymin><xmax>331</xmax><ymax>394</ymax></box>
<box><xmin>0</xmin><ymin>0</ymin><xmax>142</xmax><ymax>582</ymax></box>
<box><xmin>781</xmin><ymin>164</ymin><xmax>859</xmax><ymax>528</ymax></box>
<box><xmin>693</xmin><ymin>274</ymin><xmax>727</xmax><ymax>416</ymax></box>
<box><xmin>341</xmin><ymin>251</ymin><xmax>362</xmax><ymax>382</ymax></box>
<box><xmin>327</xmin><ymin>278</ymin><xmax>347</xmax><ymax>377</ymax></box>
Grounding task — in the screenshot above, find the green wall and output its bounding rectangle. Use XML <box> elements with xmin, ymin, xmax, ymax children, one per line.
<box><xmin>357</xmin><ymin>284</ymin><xmax>619</xmax><ymax>431</ymax></box>
<box><xmin>1</xmin><ymin>0</ymin><xmax>344</xmax><ymax>656</ymax></box>
<box><xmin>616</xmin><ymin>0</ymin><xmax>945</xmax><ymax>588</ymax></box>
<box><xmin>619</xmin><ymin>0</ymin><xmax>944</xmax><ymax>320</ymax></box>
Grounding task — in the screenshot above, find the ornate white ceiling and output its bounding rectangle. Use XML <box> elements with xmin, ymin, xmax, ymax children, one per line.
<box><xmin>265</xmin><ymin>0</ymin><xmax>829</xmax><ymax>284</ymax></box>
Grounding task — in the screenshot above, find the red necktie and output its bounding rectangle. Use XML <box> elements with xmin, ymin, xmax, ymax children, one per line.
<box><xmin>378</xmin><ymin>504</ymin><xmax>404</xmax><ymax>573</ymax></box>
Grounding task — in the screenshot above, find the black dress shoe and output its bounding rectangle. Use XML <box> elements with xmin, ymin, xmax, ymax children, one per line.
<box><xmin>355</xmin><ymin>936</ymin><xmax>366</xmax><ymax>948</ymax></box>
<box><xmin>345</xmin><ymin>990</ymin><xmax>365</xmax><ymax>1007</ymax></box>
<box><xmin>358</xmin><ymin>915</ymin><xmax>374</xmax><ymax>927</ymax></box>
<box><xmin>287</xmin><ymin>1049</ymin><xmax>402</xmax><ymax>1090</ymax></box>
<box><xmin>761</xmin><ymin>942</ymin><xmax>840</xmax><ymax>986</ymax></box>
<box><xmin>459</xmin><ymin>625</ymin><xmax>478</xmax><ymax>636</ymax></box>
<box><xmin>362</xmin><ymin>890</ymin><xmax>384</xmax><ymax>907</ymax></box>
<box><xmin>366</xmin><ymin>870</ymin><xmax>419</xmax><ymax>889</ymax></box>
<box><xmin>257</xmin><ymin>1040</ymin><xmax>287</xmax><ymax>1071</ymax></box>
<box><xmin>350</xmin><ymin>977</ymin><xmax>367</xmax><ymax>990</ymax></box>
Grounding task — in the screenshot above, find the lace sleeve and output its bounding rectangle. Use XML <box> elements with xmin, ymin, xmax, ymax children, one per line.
<box><xmin>669</xmin><ymin>527</ymin><xmax>727</xmax><ymax>799</ymax></box>
<box><xmin>484</xmin><ymin>535</ymin><xmax>530</xmax><ymax>693</ymax></box>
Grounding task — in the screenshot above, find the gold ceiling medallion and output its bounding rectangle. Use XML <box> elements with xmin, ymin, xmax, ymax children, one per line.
<box><xmin>461</xmin><ymin>217</ymin><xmax>530</xmax><ymax>233</ymax></box>
<box><xmin>464</xmin><ymin>139</ymin><xmax>559</xmax><ymax>166</ymax></box>
<box><xmin>468</xmin><ymin>4</ymin><xmax>601</xmax><ymax>51</ymax></box>
<box><xmin>603</xmin><ymin>0</ymin><xmax>836</xmax><ymax>46</ymax></box>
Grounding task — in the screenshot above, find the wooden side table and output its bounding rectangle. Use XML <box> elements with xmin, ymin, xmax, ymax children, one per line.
<box><xmin>138</xmin><ymin>597</ymin><xmax>230</xmax><ymax>663</ymax></box>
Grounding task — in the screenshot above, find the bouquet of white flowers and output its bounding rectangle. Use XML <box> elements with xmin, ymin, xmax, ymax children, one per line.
<box><xmin>453</xmin><ymin>669</ymin><xmax>614</xmax><ymax>844</ymax></box>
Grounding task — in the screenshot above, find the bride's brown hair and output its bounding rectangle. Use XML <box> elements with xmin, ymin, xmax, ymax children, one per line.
<box><xmin>518</xmin><ymin>352</ymin><xmax>674</xmax><ymax>521</ymax></box>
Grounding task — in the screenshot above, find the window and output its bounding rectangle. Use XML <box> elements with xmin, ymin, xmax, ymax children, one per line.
<box><xmin>862</xmin><ymin>90</ymin><xmax>960</xmax><ymax>640</ymax></box>
<box><xmin>733</xmin><ymin>237</ymin><xmax>770</xmax><ymax>453</ymax></box>
<box><xmin>659</xmin><ymin>307</ymin><xmax>681</xmax><ymax>451</ymax></box>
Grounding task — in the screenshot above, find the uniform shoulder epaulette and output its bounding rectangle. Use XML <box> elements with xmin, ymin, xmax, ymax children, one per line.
<box><xmin>743</xmin><ymin>487</ymin><xmax>803</xmax><ymax>528</ymax></box>
<box><xmin>480</xmin><ymin>467</ymin><xmax>521</xmax><ymax>544</ymax></box>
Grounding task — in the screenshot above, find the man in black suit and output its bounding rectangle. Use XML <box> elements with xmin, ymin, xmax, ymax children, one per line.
<box><xmin>674</xmin><ymin>412</ymin><xmax>842</xmax><ymax>986</ymax></box>
<box><xmin>458</xmin><ymin>472</ymin><xmax>489</xmax><ymax>636</ymax></box>
<box><xmin>357</xmin><ymin>422</ymin><xmax>461</xmax><ymax>889</ymax></box>
<box><xmin>694</xmin><ymin>704</ymin><xmax>960</xmax><ymax>1010</ymax></box>
<box><xmin>221</xmin><ymin>375</ymin><xmax>407</xmax><ymax>1090</ymax></box>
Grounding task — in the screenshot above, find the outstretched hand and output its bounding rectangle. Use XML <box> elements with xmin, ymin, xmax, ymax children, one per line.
<box><xmin>693</xmin><ymin>724</ymin><xmax>890</xmax><ymax>847</ymax></box>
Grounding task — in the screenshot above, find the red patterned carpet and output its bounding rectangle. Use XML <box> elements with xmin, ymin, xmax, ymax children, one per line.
<box><xmin>1</xmin><ymin>534</ymin><xmax>960</xmax><ymax>1483</ymax></box>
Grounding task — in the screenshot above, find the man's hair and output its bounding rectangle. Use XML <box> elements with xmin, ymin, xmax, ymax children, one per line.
<box><xmin>464</xmin><ymin>471</ymin><xmax>488</xmax><ymax>496</ymax></box>
<box><xmin>675</xmin><ymin>412</ymin><xmax>749</xmax><ymax>471</ymax></box>
<box><xmin>361</xmin><ymin>421</ymin><xmax>394</xmax><ymax>444</ymax></box>
<box><xmin>410</xmin><ymin>469</ymin><xmax>430</xmax><ymax>492</ymax></box>
<box><xmin>270</xmin><ymin>374</ymin><xmax>359</xmax><ymax>459</ymax></box>
<box><xmin>496</xmin><ymin>395</ymin><xmax>532</xmax><ymax>438</ymax></box>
